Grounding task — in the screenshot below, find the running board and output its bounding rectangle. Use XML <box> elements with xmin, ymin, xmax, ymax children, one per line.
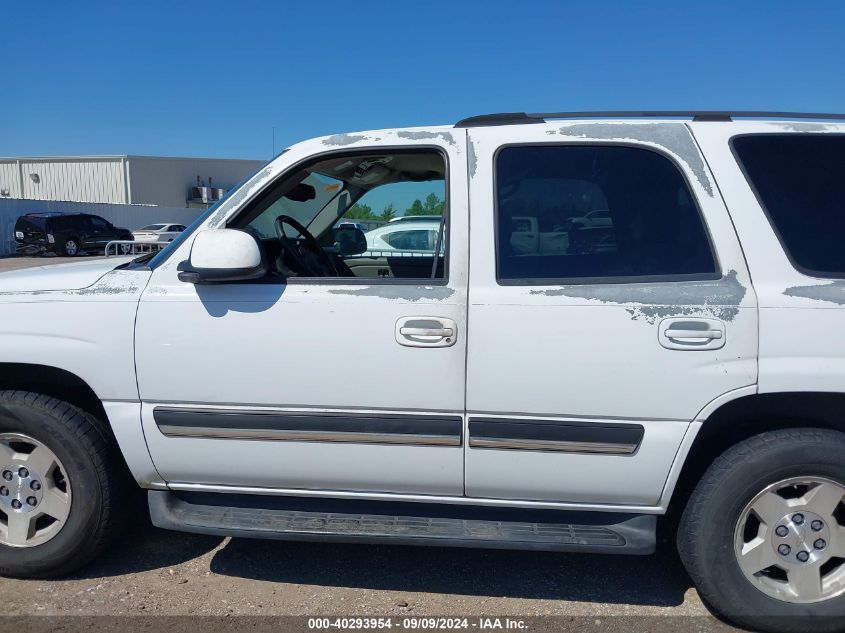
<box><xmin>148</xmin><ymin>491</ymin><xmax>656</xmax><ymax>554</ymax></box>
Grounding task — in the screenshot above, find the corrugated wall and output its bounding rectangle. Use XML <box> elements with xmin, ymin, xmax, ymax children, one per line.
<box><xmin>128</xmin><ymin>157</ymin><xmax>264</xmax><ymax>207</ymax></box>
<box><xmin>19</xmin><ymin>158</ymin><xmax>127</xmax><ymax>203</ymax></box>
<box><xmin>0</xmin><ymin>199</ymin><xmax>203</xmax><ymax>256</ymax></box>
<box><xmin>1</xmin><ymin>156</ymin><xmax>264</xmax><ymax>207</ymax></box>
<box><xmin>0</xmin><ymin>161</ymin><xmax>23</xmax><ymax>198</ymax></box>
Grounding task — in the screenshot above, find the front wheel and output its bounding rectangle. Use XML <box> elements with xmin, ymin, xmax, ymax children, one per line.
<box><xmin>0</xmin><ymin>391</ymin><xmax>127</xmax><ymax>578</ymax></box>
<box><xmin>678</xmin><ymin>428</ymin><xmax>845</xmax><ymax>632</ymax></box>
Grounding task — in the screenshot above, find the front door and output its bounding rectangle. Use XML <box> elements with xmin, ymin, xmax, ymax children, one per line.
<box><xmin>463</xmin><ymin>121</ymin><xmax>758</xmax><ymax>507</ymax></box>
<box><xmin>134</xmin><ymin>131</ymin><xmax>468</xmax><ymax>497</ymax></box>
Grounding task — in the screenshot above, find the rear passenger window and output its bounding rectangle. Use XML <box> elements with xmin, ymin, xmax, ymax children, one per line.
<box><xmin>495</xmin><ymin>145</ymin><xmax>717</xmax><ymax>283</ymax></box>
<box><xmin>732</xmin><ymin>135</ymin><xmax>845</xmax><ymax>277</ymax></box>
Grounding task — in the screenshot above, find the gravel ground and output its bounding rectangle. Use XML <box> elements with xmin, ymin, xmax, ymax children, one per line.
<box><xmin>0</xmin><ymin>254</ymin><xmax>736</xmax><ymax>631</ymax></box>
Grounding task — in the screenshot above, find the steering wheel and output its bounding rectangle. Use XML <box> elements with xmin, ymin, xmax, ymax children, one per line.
<box><xmin>274</xmin><ymin>215</ymin><xmax>337</xmax><ymax>277</ymax></box>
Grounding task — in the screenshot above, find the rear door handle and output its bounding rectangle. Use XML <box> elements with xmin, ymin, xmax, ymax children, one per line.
<box><xmin>399</xmin><ymin>327</ymin><xmax>454</xmax><ymax>338</ymax></box>
<box><xmin>659</xmin><ymin>318</ymin><xmax>725</xmax><ymax>350</ymax></box>
<box><xmin>396</xmin><ymin>317</ymin><xmax>457</xmax><ymax>348</ymax></box>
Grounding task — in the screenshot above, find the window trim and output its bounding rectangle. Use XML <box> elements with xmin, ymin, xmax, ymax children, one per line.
<box><xmin>729</xmin><ymin>132</ymin><xmax>845</xmax><ymax>280</ymax></box>
<box><xmin>492</xmin><ymin>142</ymin><xmax>722</xmax><ymax>286</ymax></box>
<box><xmin>229</xmin><ymin>145</ymin><xmax>451</xmax><ymax>286</ymax></box>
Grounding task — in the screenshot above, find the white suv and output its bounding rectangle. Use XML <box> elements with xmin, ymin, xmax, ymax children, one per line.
<box><xmin>1</xmin><ymin>111</ymin><xmax>844</xmax><ymax>633</ymax></box>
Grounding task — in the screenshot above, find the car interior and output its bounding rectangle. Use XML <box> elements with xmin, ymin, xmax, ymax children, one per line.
<box><xmin>229</xmin><ymin>150</ymin><xmax>447</xmax><ymax>280</ymax></box>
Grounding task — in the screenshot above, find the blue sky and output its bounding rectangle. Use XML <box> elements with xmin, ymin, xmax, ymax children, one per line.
<box><xmin>2</xmin><ymin>0</ymin><xmax>844</xmax><ymax>164</ymax></box>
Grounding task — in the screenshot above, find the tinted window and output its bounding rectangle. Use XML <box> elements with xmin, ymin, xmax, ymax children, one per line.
<box><xmin>16</xmin><ymin>216</ymin><xmax>46</xmax><ymax>232</ymax></box>
<box><xmin>733</xmin><ymin>135</ymin><xmax>845</xmax><ymax>276</ymax></box>
<box><xmin>90</xmin><ymin>216</ymin><xmax>110</xmax><ymax>229</ymax></box>
<box><xmin>49</xmin><ymin>216</ymin><xmax>82</xmax><ymax>231</ymax></box>
<box><xmin>495</xmin><ymin>145</ymin><xmax>716</xmax><ymax>282</ymax></box>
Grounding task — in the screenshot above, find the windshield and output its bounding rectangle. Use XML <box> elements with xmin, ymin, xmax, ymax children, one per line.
<box><xmin>247</xmin><ymin>172</ymin><xmax>343</xmax><ymax>239</ymax></box>
<box><xmin>140</xmin><ymin>224</ymin><xmax>167</xmax><ymax>231</ymax></box>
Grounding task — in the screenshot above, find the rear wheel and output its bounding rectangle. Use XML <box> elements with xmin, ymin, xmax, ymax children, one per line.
<box><xmin>0</xmin><ymin>391</ymin><xmax>127</xmax><ymax>578</ymax></box>
<box><xmin>678</xmin><ymin>428</ymin><xmax>845</xmax><ymax>632</ymax></box>
<box><xmin>60</xmin><ymin>238</ymin><xmax>79</xmax><ymax>257</ymax></box>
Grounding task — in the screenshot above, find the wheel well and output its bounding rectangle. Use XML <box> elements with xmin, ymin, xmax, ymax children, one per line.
<box><xmin>0</xmin><ymin>363</ymin><xmax>108</xmax><ymax>424</ymax></box>
<box><xmin>669</xmin><ymin>392</ymin><xmax>845</xmax><ymax>517</ymax></box>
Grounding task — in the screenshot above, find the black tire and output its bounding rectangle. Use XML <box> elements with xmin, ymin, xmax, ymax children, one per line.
<box><xmin>678</xmin><ymin>428</ymin><xmax>845</xmax><ymax>633</ymax></box>
<box><xmin>0</xmin><ymin>391</ymin><xmax>128</xmax><ymax>578</ymax></box>
<box><xmin>60</xmin><ymin>237</ymin><xmax>79</xmax><ymax>257</ymax></box>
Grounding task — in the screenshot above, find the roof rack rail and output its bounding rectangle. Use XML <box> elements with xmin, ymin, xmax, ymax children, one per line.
<box><xmin>454</xmin><ymin>111</ymin><xmax>845</xmax><ymax>128</ymax></box>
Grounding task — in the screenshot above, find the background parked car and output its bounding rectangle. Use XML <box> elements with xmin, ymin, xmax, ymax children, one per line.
<box><xmin>132</xmin><ymin>223</ymin><xmax>187</xmax><ymax>243</ymax></box>
<box><xmin>566</xmin><ymin>208</ymin><xmax>613</xmax><ymax>230</ymax></box>
<box><xmin>364</xmin><ymin>217</ymin><xmax>444</xmax><ymax>252</ymax></box>
<box><xmin>14</xmin><ymin>213</ymin><xmax>134</xmax><ymax>256</ymax></box>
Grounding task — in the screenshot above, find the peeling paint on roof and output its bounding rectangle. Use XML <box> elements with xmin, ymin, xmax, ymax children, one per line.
<box><xmin>528</xmin><ymin>270</ymin><xmax>747</xmax><ymax>323</ymax></box>
<box><xmin>327</xmin><ymin>285</ymin><xmax>455</xmax><ymax>301</ymax></box>
<box><xmin>396</xmin><ymin>131</ymin><xmax>456</xmax><ymax>146</ymax></box>
<box><xmin>774</xmin><ymin>122</ymin><xmax>839</xmax><ymax>133</ymax></box>
<box><xmin>321</xmin><ymin>133</ymin><xmax>380</xmax><ymax>146</ymax></box>
<box><xmin>784</xmin><ymin>280</ymin><xmax>845</xmax><ymax>305</ymax></box>
<box><xmin>552</xmin><ymin>123</ymin><xmax>714</xmax><ymax>196</ymax></box>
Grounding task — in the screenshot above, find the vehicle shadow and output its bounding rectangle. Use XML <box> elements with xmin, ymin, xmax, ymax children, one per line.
<box><xmin>65</xmin><ymin>501</ymin><xmax>225</xmax><ymax>580</ymax></box>
<box><xmin>208</xmin><ymin>535</ymin><xmax>694</xmax><ymax>607</ymax></box>
<box><xmin>63</xmin><ymin>495</ymin><xmax>694</xmax><ymax>608</ymax></box>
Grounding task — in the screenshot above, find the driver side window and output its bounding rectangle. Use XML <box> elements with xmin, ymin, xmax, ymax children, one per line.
<box><xmin>234</xmin><ymin>149</ymin><xmax>448</xmax><ymax>281</ymax></box>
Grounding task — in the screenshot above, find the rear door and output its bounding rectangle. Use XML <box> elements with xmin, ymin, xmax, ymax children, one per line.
<box><xmin>464</xmin><ymin>121</ymin><xmax>758</xmax><ymax>507</ymax></box>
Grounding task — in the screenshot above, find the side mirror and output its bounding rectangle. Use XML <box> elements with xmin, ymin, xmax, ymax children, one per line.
<box><xmin>177</xmin><ymin>229</ymin><xmax>267</xmax><ymax>284</ymax></box>
<box><xmin>332</xmin><ymin>226</ymin><xmax>368</xmax><ymax>256</ymax></box>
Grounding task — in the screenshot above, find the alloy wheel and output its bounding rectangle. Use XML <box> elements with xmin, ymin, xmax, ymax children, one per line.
<box><xmin>0</xmin><ymin>433</ymin><xmax>72</xmax><ymax>548</ymax></box>
<box><xmin>734</xmin><ymin>476</ymin><xmax>845</xmax><ymax>603</ymax></box>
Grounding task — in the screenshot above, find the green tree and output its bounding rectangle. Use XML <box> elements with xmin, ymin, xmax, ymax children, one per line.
<box><xmin>423</xmin><ymin>192</ymin><xmax>445</xmax><ymax>216</ymax></box>
<box><xmin>405</xmin><ymin>193</ymin><xmax>444</xmax><ymax>216</ymax></box>
<box><xmin>345</xmin><ymin>203</ymin><xmax>374</xmax><ymax>220</ymax></box>
<box><xmin>379</xmin><ymin>203</ymin><xmax>396</xmax><ymax>222</ymax></box>
<box><xmin>406</xmin><ymin>199</ymin><xmax>425</xmax><ymax>216</ymax></box>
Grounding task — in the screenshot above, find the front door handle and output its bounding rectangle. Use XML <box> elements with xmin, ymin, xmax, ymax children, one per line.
<box><xmin>659</xmin><ymin>318</ymin><xmax>726</xmax><ymax>350</ymax></box>
<box><xmin>664</xmin><ymin>328</ymin><xmax>723</xmax><ymax>340</ymax></box>
<box><xmin>396</xmin><ymin>317</ymin><xmax>457</xmax><ymax>348</ymax></box>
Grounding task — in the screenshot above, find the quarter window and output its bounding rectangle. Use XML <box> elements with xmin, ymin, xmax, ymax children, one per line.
<box><xmin>495</xmin><ymin>145</ymin><xmax>717</xmax><ymax>283</ymax></box>
<box><xmin>732</xmin><ymin>135</ymin><xmax>845</xmax><ymax>277</ymax></box>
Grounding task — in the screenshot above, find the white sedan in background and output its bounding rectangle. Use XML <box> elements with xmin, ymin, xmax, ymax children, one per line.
<box><xmin>363</xmin><ymin>218</ymin><xmax>443</xmax><ymax>252</ymax></box>
<box><xmin>132</xmin><ymin>223</ymin><xmax>187</xmax><ymax>243</ymax></box>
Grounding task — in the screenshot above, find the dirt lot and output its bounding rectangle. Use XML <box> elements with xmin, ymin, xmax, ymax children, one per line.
<box><xmin>0</xmin><ymin>255</ymin><xmax>734</xmax><ymax>631</ymax></box>
<box><xmin>0</xmin><ymin>513</ymin><xmax>728</xmax><ymax>622</ymax></box>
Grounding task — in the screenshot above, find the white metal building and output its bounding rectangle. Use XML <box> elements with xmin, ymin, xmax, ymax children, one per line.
<box><xmin>0</xmin><ymin>155</ymin><xmax>265</xmax><ymax>208</ymax></box>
